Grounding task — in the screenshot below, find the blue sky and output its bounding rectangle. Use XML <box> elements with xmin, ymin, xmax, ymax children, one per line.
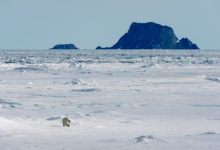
<box><xmin>0</xmin><ymin>0</ymin><xmax>219</xmax><ymax>49</ymax></box>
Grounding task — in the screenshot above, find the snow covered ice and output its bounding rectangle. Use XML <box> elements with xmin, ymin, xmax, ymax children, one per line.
<box><xmin>0</xmin><ymin>49</ymin><xmax>220</xmax><ymax>150</ymax></box>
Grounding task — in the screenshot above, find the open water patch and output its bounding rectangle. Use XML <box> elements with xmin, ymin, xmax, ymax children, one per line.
<box><xmin>0</xmin><ymin>99</ymin><xmax>22</xmax><ymax>109</ymax></box>
<box><xmin>46</xmin><ymin>116</ymin><xmax>62</xmax><ymax>121</ymax></box>
<box><xmin>14</xmin><ymin>66</ymin><xmax>46</xmax><ymax>72</ymax></box>
<box><xmin>204</xmin><ymin>76</ymin><xmax>220</xmax><ymax>83</ymax></box>
<box><xmin>135</xmin><ymin>135</ymin><xmax>154</xmax><ymax>144</ymax></box>
<box><xmin>71</xmin><ymin>88</ymin><xmax>100</xmax><ymax>92</ymax></box>
<box><xmin>201</xmin><ymin>131</ymin><xmax>217</xmax><ymax>135</ymax></box>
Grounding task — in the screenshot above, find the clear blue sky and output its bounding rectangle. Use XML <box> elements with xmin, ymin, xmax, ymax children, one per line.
<box><xmin>0</xmin><ymin>0</ymin><xmax>219</xmax><ymax>49</ymax></box>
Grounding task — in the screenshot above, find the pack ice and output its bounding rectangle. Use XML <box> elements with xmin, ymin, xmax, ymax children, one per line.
<box><xmin>0</xmin><ymin>49</ymin><xmax>220</xmax><ymax>150</ymax></box>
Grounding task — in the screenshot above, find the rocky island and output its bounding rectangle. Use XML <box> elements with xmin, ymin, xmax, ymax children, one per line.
<box><xmin>50</xmin><ymin>44</ymin><xmax>78</xmax><ymax>50</ymax></box>
<box><xmin>96</xmin><ymin>22</ymin><xmax>199</xmax><ymax>49</ymax></box>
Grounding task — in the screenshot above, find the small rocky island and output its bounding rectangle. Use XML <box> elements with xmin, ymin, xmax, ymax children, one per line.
<box><xmin>50</xmin><ymin>44</ymin><xmax>78</xmax><ymax>50</ymax></box>
<box><xmin>96</xmin><ymin>22</ymin><xmax>199</xmax><ymax>49</ymax></box>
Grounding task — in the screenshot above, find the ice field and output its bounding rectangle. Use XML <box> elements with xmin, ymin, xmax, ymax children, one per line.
<box><xmin>0</xmin><ymin>49</ymin><xmax>220</xmax><ymax>150</ymax></box>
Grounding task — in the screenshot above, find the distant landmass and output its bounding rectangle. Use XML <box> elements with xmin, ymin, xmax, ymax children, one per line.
<box><xmin>96</xmin><ymin>22</ymin><xmax>199</xmax><ymax>49</ymax></box>
<box><xmin>50</xmin><ymin>44</ymin><xmax>78</xmax><ymax>50</ymax></box>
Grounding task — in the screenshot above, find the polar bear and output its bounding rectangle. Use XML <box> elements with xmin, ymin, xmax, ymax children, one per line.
<box><xmin>62</xmin><ymin>117</ymin><xmax>71</xmax><ymax>127</ymax></box>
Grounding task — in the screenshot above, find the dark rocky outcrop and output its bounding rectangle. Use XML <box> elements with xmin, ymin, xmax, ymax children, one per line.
<box><xmin>50</xmin><ymin>44</ymin><xmax>78</xmax><ymax>50</ymax></box>
<box><xmin>176</xmin><ymin>38</ymin><xmax>198</xmax><ymax>49</ymax></box>
<box><xmin>96</xmin><ymin>22</ymin><xmax>199</xmax><ymax>49</ymax></box>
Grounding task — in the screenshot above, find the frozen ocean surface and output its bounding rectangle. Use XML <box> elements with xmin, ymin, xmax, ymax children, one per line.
<box><xmin>0</xmin><ymin>49</ymin><xmax>220</xmax><ymax>150</ymax></box>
